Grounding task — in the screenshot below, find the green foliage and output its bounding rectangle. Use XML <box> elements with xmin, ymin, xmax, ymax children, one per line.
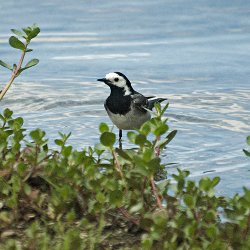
<box><xmin>0</xmin><ymin>61</ymin><xmax>12</xmax><ymax>71</ymax></box>
<box><xmin>0</xmin><ymin>24</ymin><xmax>40</xmax><ymax>101</ymax></box>
<box><xmin>9</xmin><ymin>36</ymin><xmax>26</xmax><ymax>51</ymax></box>
<box><xmin>0</xmin><ymin>104</ymin><xmax>250</xmax><ymax>249</ymax></box>
<box><xmin>20</xmin><ymin>59</ymin><xmax>39</xmax><ymax>73</ymax></box>
<box><xmin>100</xmin><ymin>131</ymin><xmax>116</xmax><ymax>147</ymax></box>
<box><xmin>0</xmin><ymin>24</ymin><xmax>40</xmax><ymax>74</ymax></box>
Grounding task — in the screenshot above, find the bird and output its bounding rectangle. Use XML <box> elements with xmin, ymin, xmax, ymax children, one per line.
<box><xmin>97</xmin><ymin>72</ymin><xmax>167</xmax><ymax>142</ymax></box>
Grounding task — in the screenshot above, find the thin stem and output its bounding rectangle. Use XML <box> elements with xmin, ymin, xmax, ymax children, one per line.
<box><xmin>243</xmin><ymin>212</ymin><xmax>250</xmax><ymax>240</ymax></box>
<box><xmin>154</xmin><ymin>135</ymin><xmax>161</xmax><ymax>157</ymax></box>
<box><xmin>0</xmin><ymin>74</ymin><xmax>16</xmax><ymax>100</ymax></box>
<box><xmin>118</xmin><ymin>207</ymin><xmax>140</xmax><ymax>226</ymax></box>
<box><xmin>0</xmin><ymin>43</ymin><xmax>28</xmax><ymax>101</ymax></box>
<box><xmin>112</xmin><ymin>149</ymin><xmax>124</xmax><ymax>179</ymax></box>
<box><xmin>151</xmin><ymin>135</ymin><xmax>163</xmax><ymax>208</ymax></box>
<box><xmin>150</xmin><ymin>176</ymin><xmax>163</xmax><ymax>209</ymax></box>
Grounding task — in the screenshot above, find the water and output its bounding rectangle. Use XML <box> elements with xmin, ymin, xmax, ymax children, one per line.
<box><xmin>0</xmin><ymin>0</ymin><xmax>249</xmax><ymax>196</ymax></box>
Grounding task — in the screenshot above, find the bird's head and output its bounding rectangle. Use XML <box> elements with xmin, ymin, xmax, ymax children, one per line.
<box><xmin>97</xmin><ymin>72</ymin><xmax>134</xmax><ymax>95</ymax></box>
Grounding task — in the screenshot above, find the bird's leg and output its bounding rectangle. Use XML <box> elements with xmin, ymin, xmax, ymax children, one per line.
<box><xmin>119</xmin><ymin>129</ymin><xmax>123</xmax><ymax>149</ymax></box>
<box><xmin>119</xmin><ymin>129</ymin><xmax>122</xmax><ymax>142</ymax></box>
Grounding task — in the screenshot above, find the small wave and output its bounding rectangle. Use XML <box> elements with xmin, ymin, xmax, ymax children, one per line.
<box><xmin>41</xmin><ymin>99</ymin><xmax>103</xmax><ymax>110</ymax></box>
<box><xmin>167</xmin><ymin>113</ymin><xmax>219</xmax><ymax>124</ymax></box>
<box><xmin>52</xmin><ymin>53</ymin><xmax>150</xmax><ymax>60</ymax></box>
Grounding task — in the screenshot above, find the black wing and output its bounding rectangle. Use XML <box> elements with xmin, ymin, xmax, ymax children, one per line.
<box><xmin>148</xmin><ymin>98</ymin><xmax>167</xmax><ymax>110</ymax></box>
<box><xmin>131</xmin><ymin>92</ymin><xmax>149</xmax><ymax>112</ymax></box>
<box><xmin>132</xmin><ymin>91</ymin><xmax>167</xmax><ymax>111</ymax></box>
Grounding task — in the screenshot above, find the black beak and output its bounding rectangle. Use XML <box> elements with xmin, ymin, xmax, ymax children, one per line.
<box><xmin>97</xmin><ymin>78</ymin><xmax>106</xmax><ymax>82</ymax></box>
<box><xmin>97</xmin><ymin>78</ymin><xmax>111</xmax><ymax>85</ymax></box>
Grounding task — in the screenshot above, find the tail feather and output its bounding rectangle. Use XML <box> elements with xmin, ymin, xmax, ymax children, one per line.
<box><xmin>148</xmin><ymin>98</ymin><xmax>167</xmax><ymax>110</ymax></box>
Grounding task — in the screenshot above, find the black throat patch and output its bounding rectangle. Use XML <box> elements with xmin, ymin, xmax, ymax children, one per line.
<box><xmin>105</xmin><ymin>87</ymin><xmax>132</xmax><ymax>115</ymax></box>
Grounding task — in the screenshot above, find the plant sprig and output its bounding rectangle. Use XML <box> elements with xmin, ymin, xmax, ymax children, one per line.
<box><xmin>0</xmin><ymin>24</ymin><xmax>40</xmax><ymax>100</ymax></box>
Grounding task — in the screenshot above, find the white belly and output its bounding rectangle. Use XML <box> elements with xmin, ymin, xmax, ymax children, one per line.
<box><xmin>107</xmin><ymin>109</ymin><xmax>151</xmax><ymax>130</ymax></box>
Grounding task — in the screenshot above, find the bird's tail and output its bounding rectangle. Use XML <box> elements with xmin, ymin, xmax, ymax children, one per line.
<box><xmin>147</xmin><ymin>97</ymin><xmax>167</xmax><ymax>110</ymax></box>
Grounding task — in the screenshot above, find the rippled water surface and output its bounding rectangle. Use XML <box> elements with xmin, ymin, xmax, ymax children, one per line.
<box><xmin>1</xmin><ymin>0</ymin><xmax>249</xmax><ymax>195</ymax></box>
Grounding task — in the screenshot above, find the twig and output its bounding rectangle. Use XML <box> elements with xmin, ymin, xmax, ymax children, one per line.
<box><xmin>151</xmin><ymin>135</ymin><xmax>163</xmax><ymax>208</ymax></box>
<box><xmin>112</xmin><ymin>149</ymin><xmax>124</xmax><ymax>179</ymax></box>
<box><xmin>150</xmin><ymin>176</ymin><xmax>163</xmax><ymax>208</ymax></box>
<box><xmin>243</xmin><ymin>212</ymin><xmax>250</xmax><ymax>240</ymax></box>
<box><xmin>0</xmin><ymin>44</ymin><xmax>27</xmax><ymax>101</ymax></box>
<box><xmin>118</xmin><ymin>207</ymin><xmax>140</xmax><ymax>226</ymax></box>
<box><xmin>154</xmin><ymin>135</ymin><xmax>161</xmax><ymax>157</ymax></box>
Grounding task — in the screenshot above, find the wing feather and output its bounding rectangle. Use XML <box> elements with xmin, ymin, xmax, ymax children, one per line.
<box><xmin>131</xmin><ymin>93</ymin><xmax>148</xmax><ymax>112</ymax></box>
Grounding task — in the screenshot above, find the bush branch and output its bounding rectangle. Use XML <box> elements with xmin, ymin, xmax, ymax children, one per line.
<box><xmin>0</xmin><ymin>44</ymin><xmax>27</xmax><ymax>101</ymax></box>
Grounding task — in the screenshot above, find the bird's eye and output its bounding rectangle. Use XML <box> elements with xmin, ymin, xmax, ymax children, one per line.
<box><xmin>114</xmin><ymin>77</ymin><xmax>119</xmax><ymax>82</ymax></box>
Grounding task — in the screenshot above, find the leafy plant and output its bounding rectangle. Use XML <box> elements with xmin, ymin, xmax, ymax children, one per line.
<box><xmin>0</xmin><ymin>105</ymin><xmax>250</xmax><ymax>249</ymax></box>
<box><xmin>0</xmin><ymin>24</ymin><xmax>40</xmax><ymax>100</ymax></box>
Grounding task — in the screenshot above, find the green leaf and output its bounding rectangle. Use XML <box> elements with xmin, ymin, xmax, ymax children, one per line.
<box><xmin>135</xmin><ymin>134</ymin><xmax>146</xmax><ymax>146</ymax></box>
<box><xmin>143</xmin><ymin>148</ymin><xmax>154</xmax><ymax>162</ymax></box>
<box><xmin>211</xmin><ymin>177</ymin><xmax>220</xmax><ymax>187</ymax></box>
<box><xmin>206</xmin><ymin>225</ymin><xmax>218</xmax><ymax>239</ymax></box>
<box><xmin>0</xmin><ymin>114</ymin><xmax>5</xmax><ymax>122</ymax></box>
<box><xmin>94</xmin><ymin>143</ymin><xmax>106</xmax><ymax>156</ymax></box>
<box><xmin>99</xmin><ymin>123</ymin><xmax>109</xmax><ymax>133</ymax></box>
<box><xmin>30</xmin><ymin>129</ymin><xmax>46</xmax><ymax>145</ymax></box>
<box><xmin>96</xmin><ymin>192</ymin><xmax>106</xmax><ymax>204</ymax></box>
<box><xmin>22</xmin><ymin>25</ymin><xmax>40</xmax><ymax>42</ymax></box>
<box><xmin>27</xmin><ymin>26</ymin><xmax>40</xmax><ymax>41</ymax></box>
<box><xmin>140</xmin><ymin>122</ymin><xmax>151</xmax><ymax>135</ymax></box>
<box><xmin>154</xmin><ymin>102</ymin><xmax>161</xmax><ymax>115</ymax></box>
<box><xmin>160</xmin><ymin>102</ymin><xmax>169</xmax><ymax>115</ymax></box>
<box><xmin>155</xmin><ymin>130</ymin><xmax>177</xmax><ymax>149</ymax></box>
<box><xmin>58</xmin><ymin>132</ymin><xmax>71</xmax><ymax>142</ymax></box>
<box><xmin>17</xmin><ymin>163</ymin><xmax>27</xmax><ymax>174</ymax></box>
<box><xmin>243</xmin><ymin>149</ymin><xmax>250</xmax><ymax>157</ymax></box>
<box><xmin>24</xmin><ymin>59</ymin><xmax>39</xmax><ymax>69</ymax></box>
<box><xmin>22</xmin><ymin>27</ymin><xmax>31</xmax><ymax>36</ymax></box>
<box><xmin>9</xmin><ymin>36</ymin><xmax>26</xmax><ymax>51</ymax></box>
<box><xmin>127</xmin><ymin>131</ymin><xmax>137</xmax><ymax>143</ymax></box>
<box><xmin>0</xmin><ymin>60</ymin><xmax>12</xmax><ymax>71</ymax></box>
<box><xmin>166</xmin><ymin>130</ymin><xmax>177</xmax><ymax>144</ymax></box>
<box><xmin>100</xmin><ymin>132</ymin><xmax>116</xmax><ymax>147</ymax></box>
<box><xmin>153</xmin><ymin>123</ymin><xmax>168</xmax><ymax>137</ymax></box>
<box><xmin>246</xmin><ymin>136</ymin><xmax>250</xmax><ymax>146</ymax></box>
<box><xmin>183</xmin><ymin>194</ymin><xmax>195</xmax><ymax>207</ymax></box>
<box><xmin>199</xmin><ymin>177</ymin><xmax>212</xmax><ymax>192</ymax></box>
<box><xmin>109</xmin><ymin>190</ymin><xmax>123</xmax><ymax>207</ymax></box>
<box><xmin>55</xmin><ymin>139</ymin><xmax>63</xmax><ymax>146</ymax></box>
<box><xmin>62</xmin><ymin>146</ymin><xmax>72</xmax><ymax>157</ymax></box>
<box><xmin>4</xmin><ymin>108</ymin><xmax>13</xmax><ymax>119</ymax></box>
<box><xmin>11</xmin><ymin>29</ymin><xmax>26</xmax><ymax>38</ymax></box>
<box><xmin>9</xmin><ymin>117</ymin><xmax>24</xmax><ymax>131</ymax></box>
<box><xmin>18</xmin><ymin>59</ymin><xmax>39</xmax><ymax>75</ymax></box>
<box><xmin>115</xmin><ymin>148</ymin><xmax>132</xmax><ymax>161</ymax></box>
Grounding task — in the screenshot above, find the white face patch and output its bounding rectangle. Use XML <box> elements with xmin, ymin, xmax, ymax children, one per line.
<box><xmin>105</xmin><ymin>72</ymin><xmax>132</xmax><ymax>95</ymax></box>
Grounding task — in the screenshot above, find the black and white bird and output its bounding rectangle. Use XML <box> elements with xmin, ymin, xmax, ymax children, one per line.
<box><xmin>97</xmin><ymin>72</ymin><xmax>167</xmax><ymax>141</ymax></box>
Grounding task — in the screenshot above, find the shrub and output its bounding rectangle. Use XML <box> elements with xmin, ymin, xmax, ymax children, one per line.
<box><xmin>0</xmin><ymin>105</ymin><xmax>250</xmax><ymax>249</ymax></box>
